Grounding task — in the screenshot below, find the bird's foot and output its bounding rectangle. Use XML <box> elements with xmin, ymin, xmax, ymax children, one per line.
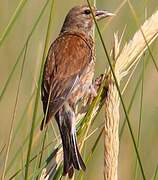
<box><xmin>88</xmin><ymin>74</ymin><xmax>104</xmax><ymax>102</ymax></box>
<box><xmin>81</xmin><ymin>74</ymin><xmax>104</xmax><ymax>112</ymax></box>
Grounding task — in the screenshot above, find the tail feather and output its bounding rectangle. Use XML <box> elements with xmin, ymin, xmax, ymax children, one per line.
<box><xmin>62</xmin><ymin>131</ymin><xmax>86</xmax><ymax>178</ymax></box>
<box><xmin>70</xmin><ymin>133</ymin><xmax>86</xmax><ymax>171</ymax></box>
<box><xmin>55</xmin><ymin>111</ymin><xmax>86</xmax><ymax>178</ymax></box>
<box><xmin>67</xmin><ymin>166</ymin><xmax>74</xmax><ymax>178</ymax></box>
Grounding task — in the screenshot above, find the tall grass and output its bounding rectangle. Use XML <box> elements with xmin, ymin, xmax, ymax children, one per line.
<box><xmin>24</xmin><ymin>0</ymin><xmax>54</xmax><ymax>179</ymax></box>
<box><xmin>103</xmin><ymin>7</ymin><xmax>158</xmax><ymax>180</ymax></box>
<box><xmin>0</xmin><ymin>0</ymin><xmax>158</xmax><ymax>180</ymax></box>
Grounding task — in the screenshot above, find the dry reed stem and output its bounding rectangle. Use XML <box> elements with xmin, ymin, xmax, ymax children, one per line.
<box><xmin>104</xmin><ymin>10</ymin><xmax>158</xmax><ymax>180</ymax></box>
<box><xmin>104</xmin><ymin>80</ymin><xmax>120</xmax><ymax>180</ymax></box>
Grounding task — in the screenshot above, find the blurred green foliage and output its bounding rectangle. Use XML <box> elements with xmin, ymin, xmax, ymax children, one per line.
<box><xmin>0</xmin><ymin>0</ymin><xmax>158</xmax><ymax>180</ymax></box>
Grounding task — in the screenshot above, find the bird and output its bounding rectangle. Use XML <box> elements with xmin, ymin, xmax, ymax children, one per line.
<box><xmin>40</xmin><ymin>4</ymin><xmax>114</xmax><ymax>178</ymax></box>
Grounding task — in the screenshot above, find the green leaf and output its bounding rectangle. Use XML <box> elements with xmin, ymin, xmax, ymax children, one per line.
<box><xmin>0</xmin><ymin>0</ymin><xmax>28</xmax><ymax>47</ymax></box>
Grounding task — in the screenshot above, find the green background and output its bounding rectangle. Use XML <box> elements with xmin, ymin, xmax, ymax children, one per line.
<box><xmin>0</xmin><ymin>0</ymin><xmax>158</xmax><ymax>179</ymax></box>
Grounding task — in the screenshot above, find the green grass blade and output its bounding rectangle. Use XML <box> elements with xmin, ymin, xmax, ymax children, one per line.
<box><xmin>5</xmin><ymin>89</ymin><xmax>36</xmax><ymax>174</ymax></box>
<box><xmin>119</xmin><ymin>79</ymin><xmax>140</xmax><ymax>138</ymax></box>
<box><xmin>0</xmin><ymin>0</ymin><xmax>50</xmax><ymax>102</ymax></box>
<box><xmin>24</xmin><ymin>0</ymin><xmax>52</xmax><ymax>178</ymax></box>
<box><xmin>0</xmin><ymin>144</ymin><xmax>6</xmax><ymax>157</ymax></box>
<box><xmin>37</xmin><ymin>128</ymin><xmax>48</xmax><ymax>174</ymax></box>
<box><xmin>0</xmin><ymin>47</ymin><xmax>24</xmax><ymax>101</ymax></box>
<box><xmin>24</xmin><ymin>88</ymin><xmax>41</xmax><ymax>179</ymax></box>
<box><xmin>6</xmin><ymin>115</ymin><xmax>41</xmax><ymax>177</ymax></box>
<box><xmin>1</xmin><ymin>40</ymin><xmax>29</xmax><ymax>180</ymax></box>
<box><xmin>38</xmin><ymin>83</ymin><xmax>108</xmax><ymax>179</ymax></box>
<box><xmin>119</xmin><ymin>42</ymin><xmax>156</xmax><ymax>138</ymax></box>
<box><xmin>153</xmin><ymin>165</ymin><xmax>158</xmax><ymax>180</ymax></box>
<box><xmin>36</xmin><ymin>0</ymin><xmax>55</xmax><ymax>173</ymax></box>
<box><xmin>38</xmin><ymin>82</ymin><xmax>107</xmax><ymax>179</ymax></box>
<box><xmin>78</xmin><ymin>127</ymin><xmax>104</xmax><ymax>180</ymax></box>
<box><xmin>128</xmin><ymin>1</ymin><xmax>158</xmax><ymax>73</ymax></box>
<box><xmin>134</xmin><ymin>56</ymin><xmax>145</xmax><ymax>180</ymax></box>
<box><xmin>11</xmin><ymin>90</ymin><xmax>36</xmax><ymax>147</ymax></box>
<box><xmin>43</xmin><ymin>124</ymin><xmax>104</xmax><ymax>180</ymax></box>
<box><xmin>0</xmin><ymin>0</ymin><xmax>28</xmax><ymax>47</ymax></box>
<box><xmin>78</xmin><ymin>75</ymin><xmax>108</xmax><ymax>157</ymax></box>
<box><xmin>87</xmin><ymin>1</ymin><xmax>146</xmax><ymax>179</ymax></box>
<box><xmin>1</xmin><ymin>1</ymin><xmax>52</xmax><ymax>175</ymax></box>
<box><xmin>8</xmin><ymin>135</ymin><xmax>58</xmax><ymax>179</ymax></box>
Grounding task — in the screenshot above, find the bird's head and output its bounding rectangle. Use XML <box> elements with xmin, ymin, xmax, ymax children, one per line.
<box><xmin>61</xmin><ymin>5</ymin><xmax>114</xmax><ymax>36</ymax></box>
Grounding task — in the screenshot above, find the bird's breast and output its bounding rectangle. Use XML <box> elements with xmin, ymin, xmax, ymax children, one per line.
<box><xmin>69</xmin><ymin>59</ymin><xmax>95</xmax><ymax>105</ymax></box>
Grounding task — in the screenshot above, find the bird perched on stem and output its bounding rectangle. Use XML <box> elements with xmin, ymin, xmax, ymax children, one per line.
<box><xmin>41</xmin><ymin>4</ymin><xmax>114</xmax><ymax>178</ymax></box>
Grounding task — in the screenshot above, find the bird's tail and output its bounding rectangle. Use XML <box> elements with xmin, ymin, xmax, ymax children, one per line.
<box><xmin>55</xmin><ymin>110</ymin><xmax>86</xmax><ymax>178</ymax></box>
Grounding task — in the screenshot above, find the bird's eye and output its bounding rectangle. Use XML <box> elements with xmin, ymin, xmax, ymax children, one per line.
<box><xmin>84</xmin><ymin>9</ymin><xmax>91</xmax><ymax>15</ymax></box>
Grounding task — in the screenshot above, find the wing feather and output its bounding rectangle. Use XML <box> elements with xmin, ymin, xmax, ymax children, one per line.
<box><xmin>41</xmin><ymin>33</ymin><xmax>92</xmax><ymax>127</ymax></box>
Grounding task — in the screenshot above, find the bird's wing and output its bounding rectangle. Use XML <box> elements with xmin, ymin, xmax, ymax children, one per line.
<box><xmin>41</xmin><ymin>33</ymin><xmax>92</xmax><ymax>121</ymax></box>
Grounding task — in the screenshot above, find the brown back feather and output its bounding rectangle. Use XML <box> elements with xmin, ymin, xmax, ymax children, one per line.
<box><xmin>41</xmin><ymin>31</ymin><xmax>93</xmax><ymax>128</ymax></box>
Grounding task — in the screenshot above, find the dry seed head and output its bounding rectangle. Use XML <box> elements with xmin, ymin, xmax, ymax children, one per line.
<box><xmin>115</xmin><ymin>10</ymin><xmax>158</xmax><ymax>80</ymax></box>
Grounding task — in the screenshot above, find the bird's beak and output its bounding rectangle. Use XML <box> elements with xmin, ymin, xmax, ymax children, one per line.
<box><xmin>95</xmin><ymin>10</ymin><xmax>115</xmax><ymax>20</ymax></box>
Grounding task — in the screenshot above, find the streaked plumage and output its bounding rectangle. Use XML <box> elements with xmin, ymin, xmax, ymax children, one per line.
<box><xmin>40</xmin><ymin>5</ymin><xmax>114</xmax><ymax>178</ymax></box>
